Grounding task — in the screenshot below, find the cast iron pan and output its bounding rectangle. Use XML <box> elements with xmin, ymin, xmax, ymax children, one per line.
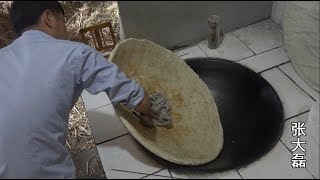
<box><xmin>140</xmin><ymin>58</ymin><xmax>284</xmax><ymax>172</ymax></box>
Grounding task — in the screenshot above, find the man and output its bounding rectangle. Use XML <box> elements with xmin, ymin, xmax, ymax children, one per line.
<box><xmin>0</xmin><ymin>1</ymin><xmax>158</xmax><ymax>178</ymax></box>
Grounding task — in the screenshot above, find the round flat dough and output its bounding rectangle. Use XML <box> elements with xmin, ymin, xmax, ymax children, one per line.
<box><xmin>109</xmin><ymin>38</ymin><xmax>224</xmax><ymax>166</ymax></box>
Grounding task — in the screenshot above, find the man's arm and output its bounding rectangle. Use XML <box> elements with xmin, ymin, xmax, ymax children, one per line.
<box><xmin>73</xmin><ymin>44</ymin><xmax>158</xmax><ymax>118</ymax></box>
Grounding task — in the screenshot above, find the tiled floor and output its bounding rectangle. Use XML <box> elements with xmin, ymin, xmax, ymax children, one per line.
<box><xmin>81</xmin><ymin>19</ymin><xmax>319</xmax><ymax>179</ymax></box>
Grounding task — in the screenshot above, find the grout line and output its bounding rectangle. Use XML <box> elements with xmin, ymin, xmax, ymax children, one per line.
<box><xmin>257</xmin><ymin>60</ymin><xmax>290</xmax><ymax>74</ymax></box>
<box><xmin>281</xmin><ymin>45</ymin><xmax>287</xmax><ymax>52</ymax></box>
<box><xmin>280</xmin><ymin>140</ymin><xmax>316</xmax><ymax>179</ymax></box>
<box><xmin>305</xmin><ymin>167</ymin><xmax>317</xmax><ymax>179</ymax></box>
<box><xmin>87</xmin><ymin>103</ymin><xmax>113</xmax><ymax>112</ymax></box>
<box><xmin>278</xmin><ymin>67</ymin><xmax>316</xmax><ymax>102</ymax></box>
<box><xmin>234</xmin><ymin>34</ymin><xmax>256</xmax><ymax>55</ymax></box>
<box><xmin>168</xmin><ymin>168</ymin><xmax>174</xmax><ymax>179</ymax></box>
<box><xmin>139</xmin><ymin>168</ymin><xmax>167</xmax><ymax>179</ymax></box>
<box><xmin>95</xmin><ymin>133</ymin><xmax>129</xmax><ymax>145</ymax></box>
<box><xmin>176</xmin><ymin>18</ymin><xmax>281</xmax><ymax>61</ymax></box>
<box><xmin>111</xmin><ymin>168</ymin><xmax>172</xmax><ymax>179</ymax></box>
<box><xmin>173</xmin><ymin>18</ymin><xmax>270</xmax><ymax>53</ymax></box>
<box><xmin>178</xmin><ymin>52</ymin><xmax>190</xmax><ymax>57</ymax></box>
<box><xmin>236</xmin><ymin>170</ymin><xmax>244</xmax><ymax>179</ymax></box>
<box><xmin>111</xmin><ymin>169</ymin><xmax>149</xmax><ymax>176</ymax></box>
<box><xmin>284</xmin><ymin>110</ymin><xmax>310</xmax><ymax>122</ymax></box>
<box><xmin>236</xmin><ymin>46</ymin><xmax>284</xmax><ymax>62</ymax></box>
<box><xmin>280</xmin><ymin>139</ymin><xmax>292</xmax><ymax>153</ymax></box>
<box><xmin>311</xmin><ymin>136</ymin><xmax>319</xmax><ymax>146</ymax></box>
<box><xmin>197</xmin><ymin>44</ymin><xmax>209</xmax><ymax>58</ymax></box>
<box><xmin>236</xmin><ymin>54</ymin><xmax>256</xmax><ymax>62</ymax></box>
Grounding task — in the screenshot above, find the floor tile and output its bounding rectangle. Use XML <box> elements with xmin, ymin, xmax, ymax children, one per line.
<box><xmin>154</xmin><ymin>169</ymin><xmax>172</xmax><ymax>177</ymax></box>
<box><xmin>238</xmin><ymin>47</ymin><xmax>289</xmax><ymax>72</ymax></box>
<box><xmin>238</xmin><ymin>141</ymin><xmax>314</xmax><ymax>179</ymax></box>
<box><xmin>97</xmin><ymin>134</ymin><xmax>164</xmax><ymax>179</ymax></box>
<box><xmin>280</xmin><ymin>112</ymin><xmax>310</xmax><ymax>151</ymax></box>
<box><xmin>169</xmin><ymin>169</ymin><xmax>241</xmax><ymax>179</ymax></box>
<box><xmin>143</xmin><ymin>175</ymin><xmax>171</xmax><ymax>179</ymax></box>
<box><xmin>279</xmin><ymin>63</ymin><xmax>320</xmax><ymax>101</ymax></box>
<box><xmin>234</xmin><ymin>19</ymin><xmax>284</xmax><ymax>54</ymax></box>
<box><xmin>261</xmin><ymin>68</ymin><xmax>314</xmax><ymax>119</ymax></box>
<box><xmin>174</xmin><ymin>45</ymin><xmax>207</xmax><ymax>59</ymax></box>
<box><xmin>282</xmin><ymin>45</ymin><xmax>287</xmax><ymax>52</ymax></box>
<box><xmin>308</xmin><ymin>101</ymin><xmax>320</xmax><ymax>145</ymax></box>
<box><xmin>87</xmin><ymin>104</ymin><xmax>128</xmax><ymax>144</ymax></box>
<box><xmin>305</xmin><ymin>137</ymin><xmax>320</xmax><ymax>179</ymax></box>
<box><xmin>198</xmin><ymin>32</ymin><xmax>254</xmax><ymax>61</ymax></box>
<box><xmin>282</xmin><ymin>111</ymin><xmax>320</xmax><ymax>179</ymax></box>
<box><xmin>141</xmin><ymin>169</ymin><xmax>172</xmax><ymax>179</ymax></box>
<box><xmin>104</xmin><ymin>170</ymin><xmax>145</xmax><ymax>179</ymax></box>
<box><xmin>81</xmin><ymin>90</ymin><xmax>111</xmax><ymax>111</ymax></box>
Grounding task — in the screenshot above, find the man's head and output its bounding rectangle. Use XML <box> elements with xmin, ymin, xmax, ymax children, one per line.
<box><xmin>9</xmin><ymin>1</ymin><xmax>68</xmax><ymax>39</ymax></box>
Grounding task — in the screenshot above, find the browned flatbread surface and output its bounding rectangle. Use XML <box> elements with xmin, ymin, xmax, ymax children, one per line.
<box><xmin>109</xmin><ymin>38</ymin><xmax>224</xmax><ymax>166</ymax></box>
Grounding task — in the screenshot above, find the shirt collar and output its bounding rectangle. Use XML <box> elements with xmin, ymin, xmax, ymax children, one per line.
<box><xmin>21</xmin><ymin>30</ymin><xmax>56</xmax><ymax>40</ymax></box>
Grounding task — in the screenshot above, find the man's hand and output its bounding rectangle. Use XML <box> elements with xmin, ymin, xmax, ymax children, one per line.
<box><xmin>133</xmin><ymin>93</ymin><xmax>159</xmax><ymax>119</ymax></box>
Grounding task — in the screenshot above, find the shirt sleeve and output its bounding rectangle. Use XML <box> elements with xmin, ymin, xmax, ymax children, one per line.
<box><xmin>73</xmin><ymin>44</ymin><xmax>145</xmax><ymax>109</ymax></box>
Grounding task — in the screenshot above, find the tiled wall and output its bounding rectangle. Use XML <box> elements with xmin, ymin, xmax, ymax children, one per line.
<box><xmin>271</xmin><ymin>1</ymin><xmax>286</xmax><ymax>29</ymax></box>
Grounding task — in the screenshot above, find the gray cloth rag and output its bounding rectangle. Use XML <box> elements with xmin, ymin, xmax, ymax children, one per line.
<box><xmin>133</xmin><ymin>93</ymin><xmax>172</xmax><ymax>128</ymax></box>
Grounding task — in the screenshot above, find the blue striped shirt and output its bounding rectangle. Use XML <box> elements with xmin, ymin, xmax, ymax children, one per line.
<box><xmin>0</xmin><ymin>30</ymin><xmax>144</xmax><ymax>178</ymax></box>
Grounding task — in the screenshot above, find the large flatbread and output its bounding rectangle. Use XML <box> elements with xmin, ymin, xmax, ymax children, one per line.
<box><xmin>109</xmin><ymin>38</ymin><xmax>224</xmax><ymax>166</ymax></box>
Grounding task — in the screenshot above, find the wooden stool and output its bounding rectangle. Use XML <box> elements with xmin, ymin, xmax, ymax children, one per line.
<box><xmin>79</xmin><ymin>22</ymin><xmax>117</xmax><ymax>58</ymax></box>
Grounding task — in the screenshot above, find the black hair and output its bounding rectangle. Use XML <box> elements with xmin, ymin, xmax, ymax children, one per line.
<box><xmin>9</xmin><ymin>1</ymin><xmax>65</xmax><ymax>36</ymax></box>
